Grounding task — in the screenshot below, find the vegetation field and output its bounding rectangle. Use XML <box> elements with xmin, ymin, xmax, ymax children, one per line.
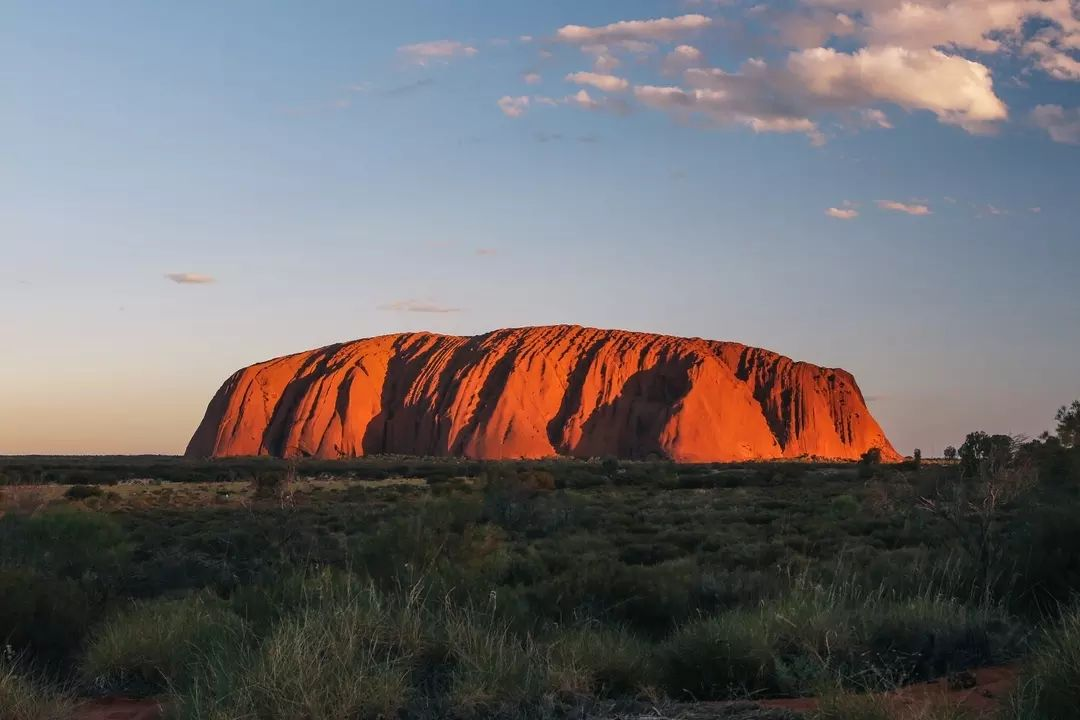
<box><xmin>2</xmin><ymin>418</ymin><xmax>1080</xmax><ymax>719</ymax></box>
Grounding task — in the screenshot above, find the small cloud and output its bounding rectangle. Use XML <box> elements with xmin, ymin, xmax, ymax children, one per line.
<box><xmin>165</xmin><ymin>272</ymin><xmax>214</xmax><ymax>284</ymax></box>
<box><xmin>534</xmin><ymin>131</ymin><xmax>564</xmax><ymax>143</ymax></box>
<box><xmin>475</xmin><ymin>248</ymin><xmax>498</xmax><ymax>256</ymax></box>
<box><xmin>1031</xmin><ymin>105</ymin><xmax>1080</xmax><ymax>145</ymax></box>
<box><xmin>377</xmin><ymin>299</ymin><xmax>462</xmax><ymax>313</ymax></box>
<box><xmin>519</xmin><ymin>35</ymin><xmax>534</xmax><ymax>43</ymax></box>
<box><xmin>986</xmin><ymin>204</ymin><xmax>1006</xmax><ymax>216</ymax></box>
<box><xmin>577</xmin><ymin>134</ymin><xmax>600</xmax><ymax>143</ymax></box>
<box><xmin>523</xmin><ymin>72</ymin><xmax>542</xmax><ymax>85</ymax></box>
<box><xmin>859</xmin><ymin>108</ymin><xmax>893</xmax><ymax>129</ymax></box>
<box><xmin>826</xmin><ymin>207</ymin><xmax>859</xmax><ymax>220</ymax></box>
<box><xmin>944</xmin><ymin>196</ymin><xmax>957</xmax><ymax>204</ymax></box>
<box><xmin>498</xmin><ymin>95</ymin><xmax>530</xmax><ymax>118</ymax></box>
<box><xmin>565</xmin><ymin>71</ymin><xmax>630</xmax><ymax>93</ymax></box>
<box><xmin>662</xmin><ymin>44</ymin><xmax>704</xmax><ymax>74</ymax></box>
<box><xmin>564</xmin><ymin>88</ymin><xmax>632</xmax><ymax>115</ymax></box>
<box><xmin>1030</xmin><ymin>206</ymin><xmax>1042</xmax><ymax>213</ymax></box>
<box><xmin>397</xmin><ymin>40</ymin><xmax>478</xmax><ymax>66</ymax></box>
<box><xmin>348</xmin><ymin>81</ymin><xmax>374</xmax><ymax>93</ymax></box>
<box><xmin>878</xmin><ymin>200</ymin><xmax>932</xmax><ymax>216</ymax></box>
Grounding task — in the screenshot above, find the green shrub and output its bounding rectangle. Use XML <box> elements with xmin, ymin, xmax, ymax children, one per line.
<box><xmin>0</xmin><ymin>568</ymin><xmax>98</xmax><ymax>666</ymax></box>
<box><xmin>81</xmin><ymin>594</ymin><xmax>246</xmax><ymax>694</ymax></box>
<box><xmin>0</xmin><ymin>507</ymin><xmax>130</xmax><ymax>589</ymax></box>
<box><xmin>0</xmin><ymin>659</ymin><xmax>74</xmax><ymax>720</ymax></box>
<box><xmin>63</xmin><ymin>484</ymin><xmax>104</xmax><ymax>500</ymax></box>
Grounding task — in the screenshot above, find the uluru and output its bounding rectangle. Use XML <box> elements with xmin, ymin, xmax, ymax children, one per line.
<box><xmin>186</xmin><ymin>325</ymin><xmax>897</xmax><ymax>462</ymax></box>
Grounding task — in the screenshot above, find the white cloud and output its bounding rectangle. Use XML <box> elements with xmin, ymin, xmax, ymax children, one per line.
<box><xmin>1032</xmin><ymin>104</ymin><xmax>1080</xmax><ymax>144</ymax></box>
<box><xmin>799</xmin><ymin>0</ymin><xmax>1080</xmax><ymax>82</ymax></box>
<box><xmin>556</xmin><ymin>14</ymin><xmax>712</xmax><ymax>45</ymax></box>
<box><xmin>165</xmin><ymin>273</ymin><xmax>214</xmax><ymax>284</ymax></box>
<box><xmin>633</xmin><ymin>44</ymin><xmax>1004</xmax><ymax>143</ymax></box>
<box><xmin>497</xmin><ymin>95</ymin><xmax>530</xmax><ymax>118</ymax></box>
<box><xmin>523</xmin><ymin>72</ymin><xmax>542</xmax><ymax>85</ymax></box>
<box><xmin>826</xmin><ymin>207</ymin><xmax>859</xmax><ymax>219</ymax></box>
<box><xmin>878</xmin><ymin>200</ymin><xmax>932</xmax><ymax>215</ymax></box>
<box><xmin>377</xmin><ymin>299</ymin><xmax>462</xmax><ymax>313</ymax></box>
<box><xmin>663</xmin><ymin>44</ymin><xmax>705</xmax><ymax>73</ymax></box>
<box><xmin>565</xmin><ymin>71</ymin><xmax>630</xmax><ymax>92</ymax></box>
<box><xmin>397</xmin><ymin>40</ymin><xmax>478</xmax><ymax>66</ymax></box>
<box><xmin>786</xmin><ymin>46</ymin><xmax>1007</xmax><ymax>133</ymax></box>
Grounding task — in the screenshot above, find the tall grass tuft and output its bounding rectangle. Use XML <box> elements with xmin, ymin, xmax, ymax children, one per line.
<box><xmin>441</xmin><ymin>604</ymin><xmax>550</xmax><ymax>718</ymax></box>
<box><xmin>81</xmin><ymin>593</ymin><xmax>247</xmax><ymax>695</ymax></box>
<box><xmin>176</xmin><ymin>578</ymin><xmax>427</xmax><ymax>720</ymax></box>
<box><xmin>999</xmin><ymin>605</ymin><xmax>1080</xmax><ymax>720</ymax></box>
<box><xmin>547</xmin><ymin>624</ymin><xmax>656</xmax><ymax>699</ymax></box>
<box><xmin>0</xmin><ymin>658</ymin><xmax>74</xmax><ymax>720</ymax></box>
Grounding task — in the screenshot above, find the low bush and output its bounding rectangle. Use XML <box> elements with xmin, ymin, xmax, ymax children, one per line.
<box><xmin>63</xmin><ymin>485</ymin><xmax>104</xmax><ymax>501</ymax></box>
<box><xmin>0</xmin><ymin>568</ymin><xmax>98</xmax><ymax>666</ymax></box>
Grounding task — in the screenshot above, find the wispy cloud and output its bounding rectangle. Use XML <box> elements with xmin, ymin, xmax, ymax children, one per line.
<box><xmin>377</xmin><ymin>299</ymin><xmax>462</xmax><ymax>313</ymax></box>
<box><xmin>826</xmin><ymin>207</ymin><xmax>859</xmax><ymax>220</ymax></box>
<box><xmin>1031</xmin><ymin>104</ymin><xmax>1080</xmax><ymax>145</ymax></box>
<box><xmin>380</xmin><ymin>78</ymin><xmax>436</xmax><ymax>98</ymax></box>
<box><xmin>555</xmin><ymin>15</ymin><xmax>712</xmax><ymax>45</ymax></box>
<box><xmin>397</xmin><ymin>40</ymin><xmax>478</xmax><ymax>66</ymax></box>
<box><xmin>165</xmin><ymin>273</ymin><xmax>214</xmax><ymax>284</ymax></box>
<box><xmin>878</xmin><ymin>200</ymin><xmax>932</xmax><ymax>216</ymax></box>
<box><xmin>523</xmin><ymin>72</ymin><xmax>542</xmax><ymax>85</ymax></box>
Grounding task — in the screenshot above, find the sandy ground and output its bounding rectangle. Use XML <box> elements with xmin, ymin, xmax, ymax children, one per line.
<box><xmin>71</xmin><ymin>666</ymin><xmax>1018</xmax><ymax>719</ymax></box>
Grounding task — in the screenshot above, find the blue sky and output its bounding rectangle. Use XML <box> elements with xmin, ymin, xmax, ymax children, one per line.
<box><xmin>3</xmin><ymin>0</ymin><xmax>1079</xmax><ymax>455</ymax></box>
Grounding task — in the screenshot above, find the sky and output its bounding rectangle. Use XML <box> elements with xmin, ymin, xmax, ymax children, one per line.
<box><xmin>3</xmin><ymin>0</ymin><xmax>1079</xmax><ymax>457</ymax></box>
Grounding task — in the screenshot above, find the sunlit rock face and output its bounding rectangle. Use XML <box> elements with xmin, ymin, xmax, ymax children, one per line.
<box><xmin>186</xmin><ymin>325</ymin><xmax>898</xmax><ymax>462</ymax></box>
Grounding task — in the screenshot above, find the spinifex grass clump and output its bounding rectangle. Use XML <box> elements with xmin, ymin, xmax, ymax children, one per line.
<box><xmin>999</xmin><ymin>605</ymin><xmax>1080</xmax><ymax>720</ymax></box>
<box><xmin>0</xmin><ymin>658</ymin><xmax>73</xmax><ymax>720</ymax></box>
<box><xmin>81</xmin><ymin>593</ymin><xmax>247</xmax><ymax>695</ymax></box>
<box><xmin>657</xmin><ymin>571</ymin><xmax>1023</xmax><ymax>701</ymax></box>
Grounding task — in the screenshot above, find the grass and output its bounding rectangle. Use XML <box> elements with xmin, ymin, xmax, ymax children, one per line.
<box><xmin>80</xmin><ymin>594</ymin><xmax>247</xmax><ymax>695</ymax></box>
<box><xmin>2</xmin><ymin>455</ymin><xmax>1077</xmax><ymax>717</ymax></box>
<box><xmin>0</xmin><ymin>659</ymin><xmax>73</xmax><ymax>720</ymax></box>
<box><xmin>998</xmin><ymin>605</ymin><xmax>1080</xmax><ymax>720</ymax></box>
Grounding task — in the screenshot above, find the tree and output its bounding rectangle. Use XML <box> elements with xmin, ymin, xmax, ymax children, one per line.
<box><xmin>913</xmin><ymin>448</ymin><xmax>922</xmax><ymax>470</ymax></box>
<box><xmin>1056</xmin><ymin>400</ymin><xmax>1080</xmax><ymax>448</ymax></box>
<box><xmin>919</xmin><ymin>439</ymin><xmax>1037</xmax><ymax>607</ymax></box>
<box><xmin>958</xmin><ymin>432</ymin><xmax>1013</xmax><ymax>478</ymax></box>
<box><xmin>943</xmin><ymin>446</ymin><xmax>958</xmax><ymax>461</ymax></box>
